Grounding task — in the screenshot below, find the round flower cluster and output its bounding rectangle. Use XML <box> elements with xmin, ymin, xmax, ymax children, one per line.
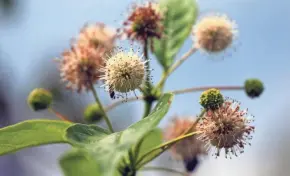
<box><xmin>57</xmin><ymin>23</ymin><xmax>117</xmax><ymax>93</ymax></box>
<box><xmin>100</xmin><ymin>49</ymin><xmax>147</xmax><ymax>98</ymax></box>
<box><xmin>76</xmin><ymin>23</ymin><xmax>116</xmax><ymax>50</ymax></box>
<box><xmin>197</xmin><ymin>98</ymin><xmax>255</xmax><ymax>158</ymax></box>
<box><xmin>59</xmin><ymin>46</ymin><xmax>105</xmax><ymax>92</ymax></box>
<box><xmin>193</xmin><ymin>14</ymin><xmax>237</xmax><ymax>53</ymax></box>
<box><xmin>123</xmin><ymin>2</ymin><xmax>164</xmax><ymax>43</ymax></box>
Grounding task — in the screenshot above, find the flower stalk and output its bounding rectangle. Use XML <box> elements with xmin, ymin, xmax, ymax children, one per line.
<box><xmin>142</xmin><ymin>39</ymin><xmax>154</xmax><ymax>118</ymax></box>
<box><xmin>157</xmin><ymin>47</ymin><xmax>197</xmax><ymax>89</ymax></box>
<box><xmin>90</xmin><ymin>82</ymin><xmax>114</xmax><ymax>133</ymax></box>
<box><xmin>136</xmin><ymin>131</ymin><xmax>202</xmax><ymax>169</ymax></box>
<box><xmin>105</xmin><ymin>86</ymin><xmax>244</xmax><ymax>112</ymax></box>
<box><xmin>48</xmin><ymin>108</ymin><xmax>72</xmax><ymax>123</ymax></box>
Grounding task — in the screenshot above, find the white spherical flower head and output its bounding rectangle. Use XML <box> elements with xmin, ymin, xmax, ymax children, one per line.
<box><xmin>101</xmin><ymin>50</ymin><xmax>147</xmax><ymax>95</ymax></box>
<box><xmin>193</xmin><ymin>14</ymin><xmax>238</xmax><ymax>53</ymax></box>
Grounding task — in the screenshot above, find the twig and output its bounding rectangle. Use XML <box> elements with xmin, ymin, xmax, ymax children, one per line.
<box><xmin>104</xmin><ymin>86</ymin><xmax>244</xmax><ymax>112</ymax></box>
<box><xmin>136</xmin><ymin>131</ymin><xmax>202</xmax><ymax>168</ymax></box>
<box><xmin>157</xmin><ymin>47</ymin><xmax>197</xmax><ymax>89</ymax></box>
<box><xmin>48</xmin><ymin>108</ymin><xmax>72</xmax><ymax>123</ymax></box>
<box><xmin>171</xmin><ymin>86</ymin><xmax>244</xmax><ymax>95</ymax></box>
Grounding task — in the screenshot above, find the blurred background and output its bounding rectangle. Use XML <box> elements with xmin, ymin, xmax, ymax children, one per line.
<box><xmin>0</xmin><ymin>0</ymin><xmax>290</xmax><ymax>175</ymax></box>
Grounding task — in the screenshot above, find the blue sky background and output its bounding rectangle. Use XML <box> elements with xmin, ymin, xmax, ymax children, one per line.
<box><xmin>0</xmin><ymin>0</ymin><xmax>290</xmax><ymax>176</ymax></box>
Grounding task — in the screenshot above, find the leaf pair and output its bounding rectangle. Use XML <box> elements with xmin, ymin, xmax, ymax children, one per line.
<box><xmin>0</xmin><ymin>93</ymin><xmax>174</xmax><ymax>176</ymax></box>
<box><xmin>60</xmin><ymin>93</ymin><xmax>173</xmax><ymax>176</ymax></box>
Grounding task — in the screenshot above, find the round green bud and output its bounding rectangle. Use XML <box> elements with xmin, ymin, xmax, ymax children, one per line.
<box><xmin>84</xmin><ymin>104</ymin><xmax>103</xmax><ymax>123</ymax></box>
<box><xmin>199</xmin><ymin>88</ymin><xmax>224</xmax><ymax>110</ymax></box>
<box><xmin>27</xmin><ymin>88</ymin><xmax>53</xmax><ymax>111</ymax></box>
<box><xmin>244</xmin><ymin>79</ymin><xmax>264</xmax><ymax>98</ymax></box>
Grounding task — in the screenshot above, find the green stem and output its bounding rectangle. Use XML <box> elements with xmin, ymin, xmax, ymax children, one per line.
<box><xmin>142</xmin><ymin>101</ymin><xmax>153</xmax><ymax>119</ymax></box>
<box><xmin>105</xmin><ymin>86</ymin><xmax>244</xmax><ymax>112</ymax></box>
<box><xmin>90</xmin><ymin>83</ymin><xmax>114</xmax><ymax>133</ymax></box>
<box><xmin>136</xmin><ymin>131</ymin><xmax>201</xmax><ymax>168</ymax></box>
<box><xmin>144</xmin><ymin>39</ymin><xmax>151</xmax><ymax>90</ymax></box>
<box><xmin>157</xmin><ymin>47</ymin><xmax>197</xmax><ymax>89</ymax></box>
<box><xmin>170</xmin><ymin>86</ymin><xmax>244</xmax><ymax>95</ymax></box>
<box><xmin>142</xmin><ymin>39</ymin><xmax>154</xmax><ymax>118</ymax></box>
<box><xmin>140</xmin><ymin>166</ymin><xmax>187</xmax><ymax>176</ymax></box>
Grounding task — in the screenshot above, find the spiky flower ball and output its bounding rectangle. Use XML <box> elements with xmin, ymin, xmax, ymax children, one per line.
<box><xmin>193</xmin><ymin>14</ymin><xmax>237</xmax><ymax>53</ymax></box>
<box><xmin>76</xmin><ymin>23</ymin><xmax>116</xmax><ymax>51</ymax></box>
<box><xmin>100</xmin><ymin>49</ymin><xmax>147</xmax><ymax>96</ymax></box>
<box><xmin>244</xmin><ymin>79</ymin><xmax>264</xmax><ymax>98</ymax></box>
<box><xmin>197</xmin><ymin>98</ymin><xmax>255</xmax><ymax>158</ymax></box>
<box><xmin>164</xmin><ymin>117</ymin><xmax>206</xmax><ymax>172</ymax></box>
<box><xmin>27</xmin><ymin>88</ymin><xmax>52</xmax><ymax>111</ymax></box>
<box><xmin>84</xmin><ymin>104</ymin><xmax>103</xmax><ymax>123</ymax></box>
<box><xmin>58</xmin><ymin>46</ymin><xmax>104</xmax><ymax>93</ymax></box>
<box><xmin>199</xmin><ymin>88</ymin><xmax>224</xmax><ymax>110</ymax></box>
<box><xmin>123</xmin><ymin>2</ymin><xmax>163</xmax><ymax>43</ymax></box>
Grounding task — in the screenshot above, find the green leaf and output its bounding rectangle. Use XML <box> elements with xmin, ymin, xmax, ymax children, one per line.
<box><xmin>135</xmin><ymin>128</ymin><xmax>163</xmax><ymax>161</ymax></box>
<box><xmin>66</xmin><ymin>124</ymin><xmax>110</xmax><ymax>147</ymax></box>
<box><xmin>60</xmin><ymin>149</ymin><xmax>100</xmax><ymax>176</ymax></box>
<box><xmin>153</xmin><ymin>0</ymin><xmax>198</xmax><ymax>70</ymax></box>
<box><xmin>0</xmin><ymin>120</ymin><xmax>72</xmax><ymax>156</ymax></box>
<box><xmin>61</xmin><ymin>93</ymin><xmax>174</xmax><ymax>176</ymax></box>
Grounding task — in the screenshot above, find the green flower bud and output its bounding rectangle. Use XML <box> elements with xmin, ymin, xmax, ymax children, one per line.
<box><xmin>244</xmin><ymin>79</ymin><xmax>264</xmax><ymax>98</ymax></box>
<box><xmin>199</xmin><ymin>88</ymin><xmax>224</xmax><ymax>110</ymax></box>
<box><xmin>27</xmin><ymin>88</ymin><xmax>53</xmax><ymax>111</ymax></box>
<box><xmin>84</xmin><ymin>104</ymin><xmax>103</xmax><ymax>123</ymax></box>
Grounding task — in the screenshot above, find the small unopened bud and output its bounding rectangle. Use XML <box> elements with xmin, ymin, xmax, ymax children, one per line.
<box><xmin>27</xmin><ymin>88</ymin><xmax>53</xmax><ymax>111</ymax></box>
<box><xmin>84</xmin><ymin>104</ymin><xmax>103</xmax><ymax>123</ymax></box>
<box><xmin>199</xmin><ymin>88</ymin><xmax>224</xmax><ymax>110</ymax></box>
<box><xmin>244</xmin><ymin>79</ymin><xmax>264</xmax><ymax>98</ymax></box>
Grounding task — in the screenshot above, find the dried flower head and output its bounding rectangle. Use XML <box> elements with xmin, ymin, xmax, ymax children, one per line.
<box><xmin>197</xmin><ymin>98</ymin><xmax>255</xmax><ymax>158</ymax></box>
<box><xmin>58</xmin><ymin>46</ymin><xmax>105</xmax><ymax>93</ymax></box>
<box><xmin>76</xmin><ymin>23</ymin><xmax>116</xmax><ymax>51</ymax></box>
<box><xmin>164</xmin><ymin>117</ymin><xmax>206</xmax><ymax>172</ymax></box>
<box><xmin>193</xmin><ymin>14</ymin><xmax>237</xmax><ymax>53</ymax></box>
<box><xmin>123</xmin><ymin>2</ymin><xmax>163</xmax><ymax>43</ymax></box>
<box><xmin>100</xmin><ymin>49</ymin><xmax>147</xmax><ymax>98</ymax></box>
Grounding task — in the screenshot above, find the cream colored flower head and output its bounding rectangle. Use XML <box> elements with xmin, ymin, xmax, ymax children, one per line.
<box><xmin>100</xmin><ymin>49</ymin><xmax>147</xmax><ymax>95</ymax></box>
<box><xmin>192</xmin><ymin>14</ymin><xmax>238</xmax><ymax>53</ymax></box>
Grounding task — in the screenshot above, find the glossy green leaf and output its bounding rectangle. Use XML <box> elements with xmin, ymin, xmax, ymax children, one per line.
<box><xmin>0</xmin><ymin>120</ymin><xmax>72</xmax><ymax>156</ymax></box>
<box><xmin>61</xmin><ymin>93</ymin><xmax>174</xmax><ymax>176</ymax></box>
<box><xmin>153</xmin><ymin>0</ymin><xmax>198</xmax><ymax>70</ymax></box>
